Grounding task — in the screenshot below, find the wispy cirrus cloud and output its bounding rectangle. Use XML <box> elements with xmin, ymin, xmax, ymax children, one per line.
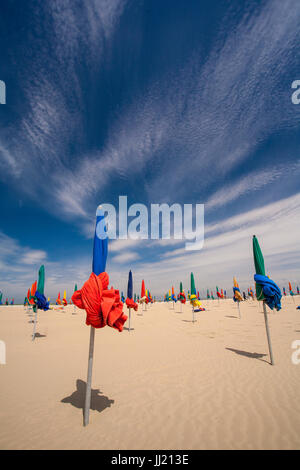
<box><xmin>0</xmin><ymin>231</ymin><xmax>48</xmax><ymax>297</ymax></box>
<box><xmin>105</xmin><ymin>192</ymin><xmax>300</xmax><ymax>296</ymax></box>
<box><xmin>0</xmin><ymin>0</ymin><xmax>128</xmax><ymax>218</ymax></box>
<box><xmin>20</xmin><ymin>250</ymin><xmax>47</xmax><ymax>265</ymax></box>
<box><xmin>0</xmin><ymin>0</ymin><xmax>300</xmax><ymax>301</ymax></box>
<box><xmin>0</xmin><ymin>230</ymin><xmax>89</xmax><ymax>300</ymax></box>
<box><xmin>146</xmin><ymin>0</ymin><xmax>300</xmax><ymax>202</ymax></box>
<box><xmin>1</xmin><ymin>0</ymin><xmax>299</xmax><ymax>224</ymax></box>
<box><xmin>0</xmin><ymin>232</ymin><xmax>47</xmax><ymax>266</ymax></box>
<box><xmin>1</xmin><ymin>192</ymin><xmax>300</xmax><ymax>301</ymax></box>
<box><xmin>55</xmin><ymin>0</ymin><xmax>300</xmax><ymax>219</ymax></box>
<box><xmin>206</xmin><ymin>159</ymin><xmax>300</xmax><ymax>212</ymax></box>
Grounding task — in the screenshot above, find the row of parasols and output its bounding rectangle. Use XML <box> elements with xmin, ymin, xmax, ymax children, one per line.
<box><xmin>9</xmin><ymin>207</ymin><xmax>300</xmax><ymax>426</ymax></box>
<box><xmin>0</xmin><ymin>293</ymin><xmax>14</xmax><ymax>305</ymax></box>
<box><xmin>24</xmin><ymin>274</ymin><xmax>154</xmax><ymax>313</ymax></box>
<box><xmin>22</xmin><ymin>278</ymin><xmax>299</xmax><ymax>311</ymax></box>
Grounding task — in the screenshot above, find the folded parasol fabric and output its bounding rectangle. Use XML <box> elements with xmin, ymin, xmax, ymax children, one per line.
<box><xmin>125</xmin><ymin>297</ymin><xmax>138</xmax><ymax>311</ymax></box>
<box><xmin>254</xmin><ymin>274</ymin><xmax>282</xmax><ymax>311</ymax></box>
<box><xmin>72</xmin><ymin>272</ymin><xmax>127</xmax><ymax>331</ymax></box>
<box><xmin>35</xmin><ymin>291</ymin><xmax>50</xmax><ymax>311</ymax></box>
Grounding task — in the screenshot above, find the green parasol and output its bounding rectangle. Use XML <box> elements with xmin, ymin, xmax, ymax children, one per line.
<box><xmin>37</xmin><ymin>265</ymin><xmax>45</xmax><ymax>295</ymax></box>
<box><xmin>190</xmin><ymin>273</ymin><xmax>196</xmax><ymax>296</ymax></box>
<box><xmin>190</xmin><ymin>273</ymin><xmax>197</xmax><ymax>322</ymax></box>
<box><xmin>33</xmin><ymin>265</ymin><xmax>45</xmax><ymax>341</ymax></box>
<box><xmin>252</xmin><ymin>235</ymin><xmax>274</xmax><ymax>365</ymax></box>
<box><xmin>252</xmin><ymin>235</ymin><xmax>265</xmax><ymax>300</ymax></box>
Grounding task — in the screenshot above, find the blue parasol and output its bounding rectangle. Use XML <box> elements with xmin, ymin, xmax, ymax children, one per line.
<box><xmin>127</xmin><ymin>270</ymin><xmax>133</xmax><ymax>299</ymax></box>
<box><xmin>93</xmin><ymin>206</ymin><xmax>108</xmax><ymax>275</ymax></box>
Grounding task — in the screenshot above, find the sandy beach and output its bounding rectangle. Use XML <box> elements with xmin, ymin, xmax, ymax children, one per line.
<box><xmin>0</xmin><ymin>297</ymin><xmax>299</xmax><ymax>450</ymax></box>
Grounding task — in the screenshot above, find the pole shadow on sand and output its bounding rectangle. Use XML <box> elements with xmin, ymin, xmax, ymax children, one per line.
<box><xmin>32</xmin><ymin>332</ymin><xmax>47</xmax><ymax>338</ymax></box>
<box><xmin>226</xmin><ymin>347</ymin><xmax>268</xmax><ymax>363</ymax></box>
<box><xmin>61</xmin><ymin>379</ymin><xmax>114</xmax><ymax>424</ymax></box>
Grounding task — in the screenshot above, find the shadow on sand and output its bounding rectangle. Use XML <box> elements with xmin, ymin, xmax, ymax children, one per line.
<box><xmin>33</xmin><ymin>332</ymin><xmax>47</xmax><ymax>338</ymax></box>
<box><xmin>226</xmin><ymin>347</ymin><xmax>268</xmax><ymax>363</ymax></box>
<box><xmin>61</xmin><ymin>379</ymin><xmax>114</xmax><ymax>423</ymax></box>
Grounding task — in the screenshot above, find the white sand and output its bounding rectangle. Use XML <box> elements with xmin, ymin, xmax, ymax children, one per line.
<box><xmin>0</xmin><ymin>297</ymin><xmax>300</xmax><ymax>450</ymax></box>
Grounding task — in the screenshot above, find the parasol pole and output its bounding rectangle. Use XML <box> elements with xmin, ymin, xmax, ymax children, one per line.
<box><xmin>190</xmin><ymin>273</ymin><xmax>196</xmax><ymax>321</ymax></box>
<box><xmin>32</xmin><ymin>306</ymin><xmax>38</xmax><ymax>341</ymax></box>
<box><xmin>237</xmin><ymin>301</ymin><xmax>241</xmax><ymax>319</ymax></box>
<box><xmin>32</xmin><ymin>267</ymin><xmax>45</xmax><ymax>341</ymax></box>
<box><xmin>127</xmin><ymin>270</ymin><xmax>133</xmax><ymax>331</ymax></box>
<box><xmin>83</xmin><ymin>205</ymin><xmax>108</xmax><ymax>426</ymax></box>
<box><xmin>128</xmin><ymin>308</ymin><xmax>131</xmax><ymax>332</ymax></box>
<box><xmin>263</xmin><ymin>301</ymin><xmax>274</xmax><ymax>365</ymax></box>
<box><xmin>84</xmin><ymin>325</ymin><xmax>95</xmax><ymax>426</ymax></box>
<box><xmin>73</xmin><ymin>285</ymin><xmax>77</xmax><ymax>314</ymax></box>
<box><xmin>253</xmin><ymin>235</ymin><xmax>275</xmax><ymax>366</ymax></box>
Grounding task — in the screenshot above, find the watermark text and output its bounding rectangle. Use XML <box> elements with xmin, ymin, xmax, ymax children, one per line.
<box><xmin>291</xmin><ymin>340</ymin><xmax>300</xmax><ymax>365</ymax></box>
<box><xmin>96</xmin><ymin>197</ymin><xmax>204</xmax><ymax>251</ymax></box>
<box><xmin>0</xmin><ymin>80</ymin><xmax>6</xmax><ymax>104</ymax></box>
<box><xmin>291</xmin><ymin>80</ymin><xmax>300</xmax><ymax>104</ymax></box>
<box><xmin>0</xmin><ymin>340</ymin><xmax>6</xmax><ymax>365</ymax></box>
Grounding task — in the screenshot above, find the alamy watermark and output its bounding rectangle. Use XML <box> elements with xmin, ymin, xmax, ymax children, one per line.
<box><xmin>291</xmin><ymin>340</ymin><xmax>300</xmax><ymax>365</ymax></box>
<box><xmin>0</xmin><ymin>80</ymin><xmax>6</xmax><ymax>104</ymax></box>
<box><xmin>0</xmin><ymin>340</ymin><xmax>6</xmax><ymax>365</ymax></box>
<box><xmin>96</xmin><ymin>196</ymin><xmax>204</xmax><ymax>251</ymax></box>
<box><xmin>291</xmin><ymin>80</ymin><xmax>300</xmax><ymax>104</ymax></box>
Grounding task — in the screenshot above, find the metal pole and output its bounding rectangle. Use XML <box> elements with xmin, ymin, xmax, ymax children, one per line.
<box><xmin>32</xmin><ymin>307</ymin><xmax>38</xmax><ymax>341</ymax></box>
<box><xmin>237</xmin><ymin>302</ymin><xmax>241</xmax><ymax>319</ymax></box>
<box><xmin>128</xmin><ymin>308</ymin><xmax>131</xmax><ymax>332</ymax></box>
<box><xmin>263</xmin><ymin>301</ymin><xmax>274</xmax><ymax>365</ymax></box>
<box><xmin>84</xmin><ymin>326</ymin><xmax>95</xmax><ymax>426</ymax></box>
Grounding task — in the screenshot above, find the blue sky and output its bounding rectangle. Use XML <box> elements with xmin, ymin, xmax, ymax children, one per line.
<box><xmin>0</xmin><ymin>0</ymin><xmax>300</xmax><ymax>301</ymax></box>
